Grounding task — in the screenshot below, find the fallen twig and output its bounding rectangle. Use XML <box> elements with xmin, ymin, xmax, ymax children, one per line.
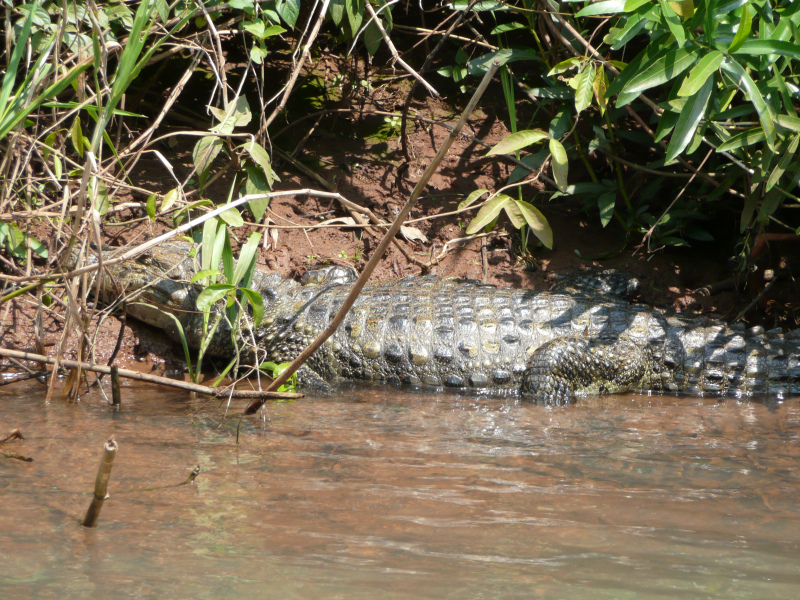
<box><xmin>0</xmin><ymin>348</ymin><xmax>301</xmax><ymax>400</ymax></box>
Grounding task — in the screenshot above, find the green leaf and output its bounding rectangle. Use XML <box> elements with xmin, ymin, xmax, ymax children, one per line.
<box><xmin>576</xmin><ymin>0</ymin><xmax>627</xmax><ymax>17</ymax></box>
<box><xmin>193</xmin><ymin>136</ymin><xmax>224</xmax><ymax>179</ymax></box>
<box><xmin>666</xmin><ymin>74</ymin><xmax>713</xmax><ymax>162</ymax></box>
<box><xmin>330</xmin><ymin>0</ymin><xmax>345</xmax><ymax>25</ymax></box>
<box><xmin>549</xmin><ymin>138</ymin><xmax>568</xmax><ymax>192</ymax></box>
<box><xmin>209</xmin><ymin>96</ymin><xmax>251</xmax><ymax>134</ymax></box>
<box><xmin>239</xmin><ymin>141</ymin><xmax>275</xmax><ymax>188</ymax></box>
<box><xmin>196</xmin><ymin>283</ymin><xmax>235</xmax><ymax>312</ymax></box>
<box><xmin>776</xmin><ymin>114</ymin><xmax>800</xmax><ymax>133</ymax></box>
<box><xmin>232</xmin><ymin>232</ymin><xmax>261</xmax><ymax>288</ymax></box>
<box><xmin>218</xmin><ymin>207</ymin><xmax>244</xmax><ymax>228</ymax></box>
<box><xmin>716</xmin><ymin>127</ymin><xmax>765</xmax><ymax>152</ymax></box>
<box><xmin>574</xmin><ymin>64</ymin><xmax>595</xmax><ymax>114</ymax></box>
<box><xmin>201</xmin><ymin>217</ymin><xmax>221</xmax><ymax>272</ymax></box>
<box><xmin>364</xmin><ymin>18</ymin><xmax>382</xmax><ymax>55</ymax></box>
<box><xmin>346</xmin><ymin>0</ymin><xmax>364</xmax><ymax>34</ymax></box>
<box><xmin>654</xmin><ymin>110</ymin><xmax>680</xmax><ymax>142</ymax></box>
<box><xmin>486</xmin><ymin>129</ymin><xmax>549</xmax><ymax>155</ymax></box>
<box><xmin>70</xmin><ymin>117</ymin><xmax>84</xmax><ymax>157</ymax></box>
<box><xmin>547</xmin><ymin>57</ymin><xmax>581</xmax><ymax>76</ymax></box>
<box><xmin>720</xmin><ymin>57</ymin><xmax>776</xmax><ymax>150</ymax></box>
<box><xmin>621</xmin><ymin>46</ymin><xmax>701</xmax><ymax>97</ymax></box>
<box><xmin>466</xmin><ymin>194</ymin><xmax>511</xmax><ymax>234</ymax></box>
<box><xmin>160</xmin><ymin>188</ymin><xmax>179</xmax><ymax>213</ymax></box>
<box><xmin>598</xmin><ymin>192</ymin><xmax>616</xmax><ymax>227</ymax></box>
<box><xmin>734</xmin><ymin>39</ymin><xmax>800</xmax><ymax>61</ymax></box>
<box><xmin>677</xmin><ymin>50</ymin><xmax>722</xmax><ymax>96</ymax></box>
<box><xmin>146</xmin><ymin>193</ymin><xmax>157</xmax><ymax>220</ymax></box>
<box><xmin>766</xmin><ymin>134</ymin><xmax>800</xmax><ymax>192</ymax></box>
<box><xmin>658</xmin><ymin>0</ymin><xmax>685</xmax><ymax>47</ymax></box>
<box><xmin>458</xmin><ymin>189</ymin><xmax>489</xmax><ymax>210</ymax></box>
<box><xmin>513</xmin><ymin>200</ymin><xmax>552</xmax><ymax>249</ymax></box>
<box><xmin>623</xmin><ymin>0</ymin><xmax>652</xmax><ymax>10</ymax></box>
<box><xmin>190</xmin><ymin>269</ymin><xmax>222</xmax><ymax>284</ymax></box>
<box><xmin>240</xmin><ymin>287</ymin><xmax>265</xmax><ymax>327</ymax></box>
<box><xmin>728</xmin><ymin>4</ymin><xmax>752</xmax><ymax>53</ymax></box>
<box><xmin>277</xmin><ymin>0</ymin><xmax>300</xmax><ymax>27</ymax></box>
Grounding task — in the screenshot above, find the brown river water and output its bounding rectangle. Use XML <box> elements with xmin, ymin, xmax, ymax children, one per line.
<box><xmin>0</xmin><ymin>379</ymin><xmax>798</xmax><ymax>599</ymax></box>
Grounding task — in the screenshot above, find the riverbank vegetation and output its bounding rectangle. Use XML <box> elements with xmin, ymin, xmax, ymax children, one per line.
<box><xmin>1</xmin><ymin>0</ymin><xmax>798</xmax><ymax>396</ymax></box>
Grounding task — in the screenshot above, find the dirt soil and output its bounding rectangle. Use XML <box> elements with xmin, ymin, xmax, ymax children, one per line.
<box><xmin>2</xmin><ymin>76</ymin><xmax>799</xmax><ymax>381</ymax></box>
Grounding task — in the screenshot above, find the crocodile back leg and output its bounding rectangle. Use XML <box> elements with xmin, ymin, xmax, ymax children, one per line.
<box><xmin>520</xmin><ymin>335</ymin><xmax>653</xmax><ymax>404</ymax></box>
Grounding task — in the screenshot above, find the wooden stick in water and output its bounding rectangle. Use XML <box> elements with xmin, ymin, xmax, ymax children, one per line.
<box><xmin>82</xmin><ymin>437</ymin><xmax>118</xmax><ymax>528</ymax></box>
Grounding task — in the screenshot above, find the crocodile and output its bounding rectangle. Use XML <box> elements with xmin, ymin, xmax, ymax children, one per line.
<box><xmin>75</xmin><ymin>240</ymin><xmax>800</xmax><ymax>403</ymax></box>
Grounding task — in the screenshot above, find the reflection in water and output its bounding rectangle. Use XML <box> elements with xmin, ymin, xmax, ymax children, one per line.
<box><xmin>0</xmin><ymin>380</ymin><xmax>798</xmax><ymax>599</ymax></box>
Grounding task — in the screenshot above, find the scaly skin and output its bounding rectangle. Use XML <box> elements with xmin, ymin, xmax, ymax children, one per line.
<box><xmin>76</xmin><ymin>241</ymin><xmax>800</xmax><ymax>403</ymax></box>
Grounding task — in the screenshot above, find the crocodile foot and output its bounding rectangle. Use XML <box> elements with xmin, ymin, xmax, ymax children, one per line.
<box><xmin>520</xmin><ymin>335</ymin><xmax>650</xmax><ymax>404</ymax></box>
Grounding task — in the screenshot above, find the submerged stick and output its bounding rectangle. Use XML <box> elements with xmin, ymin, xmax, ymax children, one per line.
<box><xmin>0</xmin><ymin>348</ymin><xmax>301</xmax><ymax>400</ymax></box>
<box><xmin>110</xmin><ymin>365</ymin><xmax>121</xmax><ymax>406</ymax></box>
<box><xmin>82</xmin><ymin>437</ymin><xmax>118</xmax><ymax>528</ymax></box>
<box><xmin>242</xmin><ymin>57</ymin><xmax>503</xmax><ymax>416</ymax></box>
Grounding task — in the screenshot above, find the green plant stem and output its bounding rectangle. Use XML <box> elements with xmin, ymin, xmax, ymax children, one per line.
<box><xmin>603</xmin><ymin>110</ymin><xmax>631</xmax><ymax>211</ymax></box>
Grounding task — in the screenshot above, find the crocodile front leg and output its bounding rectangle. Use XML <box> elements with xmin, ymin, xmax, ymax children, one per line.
<box><xmin>520</xmin><ymin>336</ymin><xmax>653</xmax><ymax>404</ymax></box>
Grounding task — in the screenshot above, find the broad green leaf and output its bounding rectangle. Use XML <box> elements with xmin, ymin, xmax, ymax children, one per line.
<box><xmin>607</xmin><ymin>39</ymin><xmax>670</xmax><ymax>98</ymax></box>
<box><xmin>593</xmin><ymin>66</ymin><xmax>608</xmax><ymax>114</ymax></box>
<box><xmin>666</xmin><ymin>74</ymin><xmax>713</xmax><ymax>162</ymax></box>
<box><xmin>466</xmin><ymin>194</ymin><xmax>511</xmax><ymax>234</ymax></box>
<box><xmin>160</xmin><ymin>188</ymin><xmax>179</xmax><ymax>213</ymax></box>
<box><xmin>196</xmin><ymin>284</ymin><xmax>235</xmax><ymax>312</ymax></box>
<box><xmin>277</xmin><ymin>0</ymin><xmax>300</xmax><ymax>27</ymax></box>
<box><xmin>193</xmin><ymin>136</ymin><xmax>224</xmax><ymax>177</ymax></box>
<box><xmin>677</xmin><ymin>51</ymin><xmax>723</xmax><ymax>96</ymax></box>
<box><xmin>503</xmin><ymin>200</ymin><xmax>527</xmax><ymax>229</ymax></box>
<box><xmin>487</xmin><ymin>129</ymin><xmax>549</xmax><ymax>155</ymax></box>
<box><xmin>514</xmin><ymin>200</ymin><xmax>552</xmax><ymax>249</ymax></box>
<box><xmin>218</xmin><ymin>207</ymin><xmax>244</xmax><ymax>228</ymax></box>
<box><xmin>458</xmin><ymin>188</ymin><xmax>489</xmax><ymax>210</ymax></box>
<box><xmin>766</xmin><ymin>135</ymin><xmax>800</xmax><ymax>192</ymax></box>
<box><xmin>716</xmin><ymin>127</ymin><xmax>765</xmax><ymax>152</ymax></box>
<box><xmin>146</xmin><ymin>193</ymin><xmax>157</xmax><ymax>220</ymax></box>
<box><xmin>330</xmin><ymin>0</ymin><xmax>345</xmax><ymax>25</ymax></box>
<box><xmin>669</xmin><ymin>0</ymin><xmax>694</xmax><ymax>18</ymax></box>
<box><xmin>734</xmin><ymin>39</ymin><xmax>800</xmax><ymax>61</ymax></box>
<box><xmin>728</xmin><ymin>4</ymin><xmax>752</xmax><ymax>53</ymax></box>
<box><xmin>654</xmin><ymin>110</ymin><xmax>680</xmax><ymax>142</ymax></box>
<box><xmin>70</xmin><ymin>117</ymin><xmax>84</xmax><ymax>157</ymax></box>
<box><xmin>658</xmin><ymin>0</ymin><xmax>686</xmax><ymax>47</ymax></box>
<box><xmin>549</xmin><ymin>138</ymin><xmax>568</xmax><ymax>192</ymax></box>
<box><xmin>346</xmin><ymin>0</ymin><xmax>364</xmax><ymax>33</ymax></box>
<box><xmin>239</xmin><ymin>141</ymin><xmax>275</xmax><ymax>188</ymax></box>
<box><xmin>720</xmin><ymin>58</ymin><xmax>776</xmax><ymax>150</ymax></box>
<box><xmin>364</xmin><ymin>18</ymin><xmax>382</xmax><ymax>55</ymax></box>
<box><xmin>547</xmin><ymin>57</ymin><xmax>581</xmax><ymax>76</ymax></box>
<box><xmin>598</xmin><ymin>192</ymin><xmax>616</xmax><ymax>227</ymax></box>
<box><xmin>576</xmin><ymin>0</ymin><xmax>627</xmax><ymax>17</ymax></box>
<box><xmin>27</xmin><ymin>234</ymin><xmax>48</xmax><ymax>259</ymax></box>
<box><xmin>574</xmin><ymin>64</ymin><xmax>595</xmax><ymax>114</ymax></box>
<box><xmin>209</xmin><ymin>96</ymin><xmax>251</xmax><ymax>133</ymax></box>
<box><xmin>621</xmin><ymin>46</ymin><xmax>701</xmax><ymax>97</ymax></box>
